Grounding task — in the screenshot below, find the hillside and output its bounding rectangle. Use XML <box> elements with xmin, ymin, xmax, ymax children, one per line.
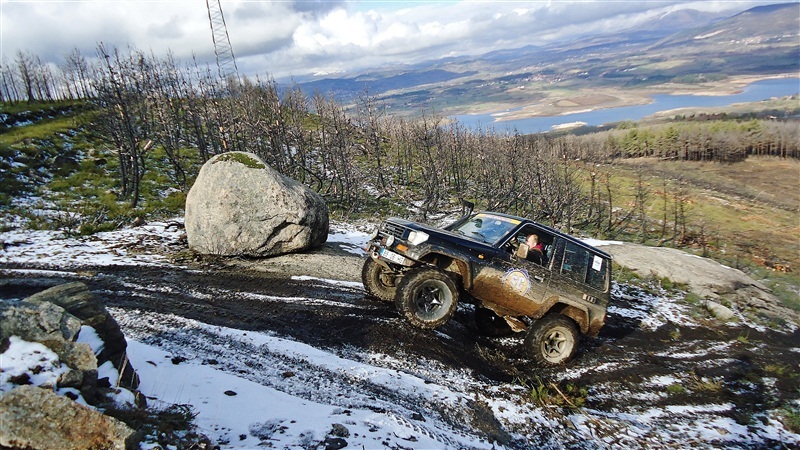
<box><xmin>1</xmin><ymin>89</ymin><xmax>800</xmax><ymax>448</ymax></box>
<box><xmin>286</xmin><ymin>3</ymin><xmax>799</xmax><ymax>116</ymax></box>
<box><xmin>652</xmin><ymin>3</ymin><xmax>800</xmax><ymax>50</ymax></box>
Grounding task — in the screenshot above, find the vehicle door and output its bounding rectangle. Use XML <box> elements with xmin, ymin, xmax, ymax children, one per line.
<box><xmin>470</xmin><ymin>226</ymin><xmax>551</xmax><ymax>316</ymax></box>
<box><xmin>547</xmin><ymin>239</ymin><xmax>610</xmax><ymax>307</ymax></box>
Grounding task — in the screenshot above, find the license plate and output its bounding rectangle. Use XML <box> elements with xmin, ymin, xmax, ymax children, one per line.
<box><xmin>380</xmin><ymin>248</ymin><xmax>406</xmax><ymax>265</ymax></box>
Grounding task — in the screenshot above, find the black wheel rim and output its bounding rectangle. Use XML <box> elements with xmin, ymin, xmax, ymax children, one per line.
<box><xmin>414</xmin><ymin>280</ymin><xmax>449</xmax><ymax>315</ymax></box>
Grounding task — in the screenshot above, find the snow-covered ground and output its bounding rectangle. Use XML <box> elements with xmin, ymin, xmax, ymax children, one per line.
<box><xmin>2</xmin><ymin>219</ymin><xmax>799</xmax><ymax>449</ymax></box>
<box><xmin>2</xmin><ymin>220</ymin><xmax>509</xmax><ymax>448</ymax></box>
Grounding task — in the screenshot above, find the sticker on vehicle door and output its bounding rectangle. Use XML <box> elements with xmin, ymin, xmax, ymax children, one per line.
<box><xmin>502</xmin><ymin>268</ymin><xmax>531</xmax><ymax>295</ymax></box>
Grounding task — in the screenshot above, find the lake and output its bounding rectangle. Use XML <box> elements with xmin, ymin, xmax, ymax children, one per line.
<box><xmin>452</xmin><ymin>77</ymin><xmax>800</xmax><ymax>134</ymax></box>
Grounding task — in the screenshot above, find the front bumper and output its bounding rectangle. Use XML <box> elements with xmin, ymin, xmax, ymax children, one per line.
<box><xmin>366</xmin><ymin>239</ymin><xmax>416</xmax><ymax>267</ymax></box>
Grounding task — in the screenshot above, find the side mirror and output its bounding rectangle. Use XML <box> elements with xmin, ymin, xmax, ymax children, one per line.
<box><xmin>515</xmin><ymin>243</ymin><xmax>529</xmax><ymax>259</ymax></box>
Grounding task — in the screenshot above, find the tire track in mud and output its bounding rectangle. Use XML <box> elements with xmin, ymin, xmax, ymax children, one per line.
<box><xmin>0</xmin><ymin>264</ymin><xmax>549</xmax><ymax>448</ymax></box>
<box><xmin>2</xmin><ymin>262</ymin><xmax>799</xmax><ymax>448</ymax></box>
<box><xmin>112</xmin><ymin>307</ymin><xmax>513</xmax><ymax>449</ymax></box>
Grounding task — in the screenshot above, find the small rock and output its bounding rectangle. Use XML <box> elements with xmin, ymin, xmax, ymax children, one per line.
<box><xmin>171</xmin><ymin>356</ymin><xmax>186</xmax><ymax>365</ymax></box>
<box><xmin>8</xmin><ymin>373</ymin><xmax>31</xmax><ymax>386</ymax></box>
<box><xmin>57</xmin><ymin>369</ymin><xmax>83</xmax><ymax>389</ymax></box>
<box><xmin>224</xmin><ymin>390</ymin><xmax>237</xmax><ymax>396</ymax></box>
<box><xmin>331</xmin><ymin>423</ymin><xmax>350</xmax><ymax>438</ymax></box>
<box><xmin>324</xmin><ymin>437</ymin><xmax>347</xmax><ymax>450</ymax></box>
<box><xmin>706</xmin><ymin>300</ymin><xmax>735</xmax><ymax>321</ymax></box>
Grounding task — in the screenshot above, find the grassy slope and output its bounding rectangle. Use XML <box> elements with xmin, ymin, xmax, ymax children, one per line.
<box><xmin>591</xmin><ymin>156</ymin><xmax>800</xmax><ymax>310</ymax></box>
<box><xmin>0</xmin><ymin>101</ymin><xmax>194</xmax><ymax>231</ymax></box>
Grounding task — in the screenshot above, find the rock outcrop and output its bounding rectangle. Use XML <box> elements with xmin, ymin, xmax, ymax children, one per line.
<box><xmin>0</xmin><ymin>300</ymin><xmax>99</xmax><ymax>398</ymax></box>
<box><xmin>0</xmin><ymin>386</ymin><xmax>136</xmax><ymax>450</ymax></box>
<box><xmin>185</xmin><ymin>151</ymin><xmax>329</xmax><ymax>257</ymax></box>
<box><xmin>24</xmin><ymin>282</ymin><xmax>139</xmax><ymax>391</ymax></box>
<box><xmin>602</xmin><ymin>242</ymin><xmax>799</xmax><ymax>325</ymax></box>
<box><xmin>1</xmin><ymin>283</ymin><xmax>144</xmax><ymax>448</ymax></box>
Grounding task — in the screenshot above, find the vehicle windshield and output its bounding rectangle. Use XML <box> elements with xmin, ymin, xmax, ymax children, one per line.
<box><xmin>451</xmin><ymin>213</ymin><xmax>520</xmax><ymax>246</ymax></box>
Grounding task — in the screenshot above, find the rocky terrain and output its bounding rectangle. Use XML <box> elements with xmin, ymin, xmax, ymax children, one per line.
<box><xmin>1</xmin><ymin>219</ymin><xmax>798</xmax><ymax>448</ymax></box>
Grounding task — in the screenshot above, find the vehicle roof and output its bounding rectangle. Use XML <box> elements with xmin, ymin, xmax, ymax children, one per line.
<box><xmin>475</xmin><ymin>211</ymin><xmax>613</xmax><ymax>260</ymax></box>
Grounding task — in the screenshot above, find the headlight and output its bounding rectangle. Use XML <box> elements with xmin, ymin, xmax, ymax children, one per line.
<box><xmin>369</xmin><ymin>228</ymin><xmax>379</xmax><ymax>240</ymax></box>
<box><xmin>407</xmin><ymin>230</ymin><xmax>429</xmax><ymax>246</ymax></box>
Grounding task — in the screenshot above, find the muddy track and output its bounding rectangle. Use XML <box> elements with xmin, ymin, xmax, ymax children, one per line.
<box><xmin>2</xmin><ymin>256</ymin><xmax>799</xmax><ymax>448</ymax></box>
<box><xmin>1</xmin><ymin>262</ymin><xmax>521</xmax><ymax>380</ymax></box>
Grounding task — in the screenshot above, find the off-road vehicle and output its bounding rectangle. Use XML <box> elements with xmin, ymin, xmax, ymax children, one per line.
<box><xmin>362</xmin><ymin>209</ymin><xmax>612</xmax><ymax>365</ymax></box>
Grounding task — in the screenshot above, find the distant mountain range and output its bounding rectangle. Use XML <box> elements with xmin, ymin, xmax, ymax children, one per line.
<box><xmin>282</xmin><ymin>3</ymin><xmax>799</xmax><ymax>114</ymax></box>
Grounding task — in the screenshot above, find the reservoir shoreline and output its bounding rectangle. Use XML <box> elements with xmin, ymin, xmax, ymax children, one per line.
<box><xmin>452</xmin><ymin>74</ymin><xmax>800</xmax><ymax>133</ymax></box>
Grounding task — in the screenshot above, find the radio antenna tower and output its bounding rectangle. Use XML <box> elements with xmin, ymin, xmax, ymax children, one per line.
<box><xmin>206</xmin><ymin>0</ymin><xmax>239</xmax><ymax>81</ymax></box>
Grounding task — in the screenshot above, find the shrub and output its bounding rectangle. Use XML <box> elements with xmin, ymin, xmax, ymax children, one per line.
<box><xmin>521</xmin><ymin>376</ymin><xmax>588</xmax><ymax>410</ymax></box>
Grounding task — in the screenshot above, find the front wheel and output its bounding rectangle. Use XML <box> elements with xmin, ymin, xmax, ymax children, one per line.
<box><xmin>395</xmin><ymin>268</ymin><xmax>459</xmax><ymax>329</ymax></box>
<box><xmin>361</xmin><ymin>257</ymin><xmax>397</xmax><ymax>302</ymax></box>
<box><xmin>524</xmin><ymin>314</ymin><xmax>579</xmax><ymax>366</ymax></box>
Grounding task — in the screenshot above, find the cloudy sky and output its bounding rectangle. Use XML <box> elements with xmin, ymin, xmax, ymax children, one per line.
<box><xmin>0</xmin><ymin>0</ymin><xmax>774</xmax><ymax>80</ymax></box>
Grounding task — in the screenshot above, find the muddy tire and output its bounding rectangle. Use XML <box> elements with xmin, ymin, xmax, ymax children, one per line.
<box><xmin>524</xmin><ymin>314</ymin><xmax>578</xmax><ymax>366</ymax></box>
<box><xmin>475</xmin><ymin>307</ymin><xmax>514</xmax><ymax>337</ymax></box>
<box><xmin>395</xmin><ymin>268</ymin><xmax>458</xmax><ymax>329</ymax></box>
<box><xmin>361</xmin><ymin>258</ymin><xmax>397</xmax><ymax>302</ymax></box>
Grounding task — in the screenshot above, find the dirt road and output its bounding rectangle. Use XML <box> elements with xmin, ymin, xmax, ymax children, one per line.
<box><xmin>2</xmin><ymin>241</ymin><xmax>799</xmax><ymax>448</ymax></box>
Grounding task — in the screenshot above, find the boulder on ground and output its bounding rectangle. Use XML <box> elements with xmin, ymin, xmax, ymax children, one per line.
<box><xmin>185</xmin><ymin>152</ymin><xmax>329</xmax><ymax>257</ymax></box>
<box><xmin>0</xmin><ymin>301</ymin><xmax>88</xmax><ymax>367</ymax></box>
<box><xmin>0</xmin><ymin>385</ymin><xmax>136</xmax><ymax>450</ymax></box>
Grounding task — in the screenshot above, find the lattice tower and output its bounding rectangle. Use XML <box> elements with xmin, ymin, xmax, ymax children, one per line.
<box><xmin>206</xmin><ymin>0</ymin><xmax>239</xmax><ymax>81</ymax></box>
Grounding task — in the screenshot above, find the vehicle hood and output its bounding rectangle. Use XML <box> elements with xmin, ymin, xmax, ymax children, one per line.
<box><xmin>386</xmin><ymin>217</ymin><xmax>499</xmax><ymax>253</ymax></box>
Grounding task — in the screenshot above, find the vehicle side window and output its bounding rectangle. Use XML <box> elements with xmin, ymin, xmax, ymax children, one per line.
<box><xmin>555</xmin><ymin>240</ymin><xmax>609</xmax><ymax>291</ymax></box>
<box><xmin>561</xmin><ymin>241</ymin><xmax>590</xmax><ymax>284</ymax></box>
<box><xmin>586</xmin><ymin>255</ymin><xmax>608</xmax><ymax>291</ymax></box>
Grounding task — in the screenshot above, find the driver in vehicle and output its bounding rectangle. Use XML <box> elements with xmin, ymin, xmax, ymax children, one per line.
<box><xmin>525</xmin><ymin>233</ymin><xmax>545</xmax><ymax>265</ymax></box>
<box><xmin>526</xmin><ymin>234</ymin><xmax>544</xmax><ymax>253</ymax></box>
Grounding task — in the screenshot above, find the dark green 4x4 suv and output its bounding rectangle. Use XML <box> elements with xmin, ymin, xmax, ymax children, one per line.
<box><xmin>362</xmin><ymin>210</ymin><xmax>612</xmax><ymax>365</ymax></box>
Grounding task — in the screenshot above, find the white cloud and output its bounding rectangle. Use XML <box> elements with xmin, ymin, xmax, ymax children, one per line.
<box><xmin>0</xmin><ymin>0</ymin><xmax>768</xmax><ymax>79</ymax></box>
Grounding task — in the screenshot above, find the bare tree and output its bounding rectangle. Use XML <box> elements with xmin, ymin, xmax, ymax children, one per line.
<box><xmin>15</xmin><ymin>50</ymin><xmax>36</xmax><ymax>103</ymax></box>
<box><xmin>91</xmin><ymin>43</ymin><xmax>151</xmax><ymax>207</ymax></box>
<box><xmin>1</xmin><ymin>56</ymin><xmax>21</xmax><ymax>103</ymax></box>
<box><xmin>63</xmin><ymin>48</ymin><xmax>93</xmax><ymax>99</ymax></box>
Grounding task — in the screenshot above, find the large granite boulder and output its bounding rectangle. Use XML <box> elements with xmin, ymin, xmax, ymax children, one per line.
<box><xmin>185</xmin><ymin>152</ymin><xmax>329</xmax><ymax>257</ymax></box>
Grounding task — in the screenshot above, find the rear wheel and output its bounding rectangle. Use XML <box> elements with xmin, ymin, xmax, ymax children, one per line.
<box><xmin>361</xmin><ymin>258</ymin><xmax>397</xmax><ymax>302</ymax></box>
<box><xmin>395</xmin><ymin>268</ymin><xmax>458</xmax><ymax>329</ymax></box>
<box><xmin>524</xmin><ymin>314</ymin><xmax>578</xmax><ymax>366</ymax></box>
